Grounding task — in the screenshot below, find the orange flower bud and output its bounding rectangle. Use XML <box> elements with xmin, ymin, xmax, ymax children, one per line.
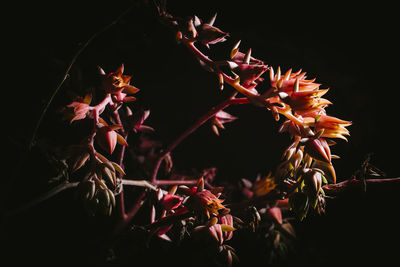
<box><xmin>186</xmin><ymin>188</ymin><xmax>225</xmax><ymax>218</ymax></box>
<box><xmin>99</xmin><ymin>64</ymin><xmax>139</xmax><ymax>96</ymax></box>
<box><xmin>253</xmin><ymin>173</ymin><xmax>277</xmax><ymax>197</ymax></box>
<box><xmin>315</xmin><ymin>115</ymin><xmax>352</xmax><ymax>141</ymax></box>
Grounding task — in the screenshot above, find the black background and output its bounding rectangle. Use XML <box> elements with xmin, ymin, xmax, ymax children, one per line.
<box><xmin>3</xmin><ymin>0</ymin><xmax>400</xmax><ymax>266</ymax></box>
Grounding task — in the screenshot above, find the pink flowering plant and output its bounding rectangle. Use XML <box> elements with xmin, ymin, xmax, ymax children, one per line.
<box><xmin>8</xmin><ymin>1</ymin><xmax>399</xmax><ymax>266</ymax></box>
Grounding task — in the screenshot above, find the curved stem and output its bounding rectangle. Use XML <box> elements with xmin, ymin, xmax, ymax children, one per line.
<box><xmin>150</xmin><ymin>93</ymin><xmax>237</xmax><ymax>183</ymax></box>
<box><xmin>112</xmin><ymin>109</ymin><xmax>128</xmax><ymax>218</ymax></box>
<box><xmin>122</xmin><ymin>179</ymin><xmax>159</xmax><ymax>191</ymax></box>
<box><xmin>322</xmin><ymin>177</ymin><xmax>400</xmax><ymax>196</ymax></box>
<box><xmin>184</xmin><ymin>41</ymin><xmax>214</xmax><ymax>65</ymax></box>
<box><xmin>154</xmin><ymin>179</ymin><xmax>214</xmax><ymax>189</ymax></box>
<box><xmin>5</xmin><ymin>181</ymin><xmax>79</xmax><ymax>218</ymax></box>
<box><xmin>113</xmin><ymin>189</ymin><xmax>146</xmax><ymax>235</ymax></box>
<box><xmin>229</xmin><ymin>177</ymin><xmax>400</xmax><ymax>211</ymax></box>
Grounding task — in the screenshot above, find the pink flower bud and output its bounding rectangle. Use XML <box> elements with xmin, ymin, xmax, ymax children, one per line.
<box><xmin>161</xmin><ymin>194</ymin><xmax>183</xmax><ymax>211</ymax></box>
<box><xmin>267</xmin><ymin>207</ymin><xmax>283</xmax><ymax>225</ymax></box>
<box><xmin>186</xmin><ymin>189</ymin><xmax>225</xmax><ymax>218</ymax></box>
<box><xmin>96</xmin><ymin>125</ymin><xmax>118</xmax><ymax>154</ymax></box>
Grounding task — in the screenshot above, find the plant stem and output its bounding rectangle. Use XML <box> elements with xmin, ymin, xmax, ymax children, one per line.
<box><xmin>112</xmin><ymin>109</ymin><xmax>128</xmax><ymax>218</ymax></box>
<box><xmin>184</xmin><ymin>41</ymin><xmax>265</xmax><ymax>104</ymax></box>
<box><xmin>154</xmin><ymin>179</ymin><xmax>214</xmax><ymax>189</ymax></box>
<box><xmin>322</xmin><ymin>177</ymin><xmax>400</xmax><ymax>196</ymax></box>
<box><xmin>229</xmin><ymin>177</ymin><xmax>400</xmax><ymax>211</ymax></box>
<box><xmin>113</xmin><ymin>189</ymin><xmax>146</xmax><ymax>235</ymax></box>
<box><xmin>150</xmin><ymin>93</ymin><xmax>239</xmax><ymax>183</ymax></box>
<box><xmin>5</xmin><ymin>181</ymin><xmax>79</xmax><ymax>217</ymax></box>
<box><xmin>122</xmin><ymin>179</ymin><xmax>159</xmax><ymax>191</ymax></box>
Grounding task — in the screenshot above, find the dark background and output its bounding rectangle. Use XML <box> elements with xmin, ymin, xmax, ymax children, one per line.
<box><xmin>3</xmin><ymin>0</ymin><xmax>400</xmax><ymax>266</ymax></box>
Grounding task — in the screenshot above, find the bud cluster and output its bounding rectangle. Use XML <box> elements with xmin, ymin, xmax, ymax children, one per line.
<box><xmin>62</xmin><ymin>64</ymin><xmax>146</xmax><ymax>215</ymax></box>
<box><xmin>149</xmin><ymin>177</ymin><xmax>239</xmax><ymax>265</ymax></box>
<box><xmin>160</xmin><ymin>7</ymin><xmax>351</xmax><ymax>220</ymax></box>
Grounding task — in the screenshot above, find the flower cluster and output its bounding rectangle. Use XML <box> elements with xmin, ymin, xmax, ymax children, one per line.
<box><xmin>62</xmin><ymin>64</ymin><xmax>144</xmax><ymax>215</ymax></box>
<box><xmin>266</xmin><ymin>67</ymin><xmax>351</xmax><ymax>218</ymax></box>
<box><xmin>54</xmin><ymin>3</ymin><xmax>354</xmax><ymax>266</ymax></box>
<box><xmin>160</xmin><ymin>7</ymin><xmax>351</xmax><ymax>219</ymax></box>
<box><xmin>150</xmin><ymin>177</ymin><xmax>238</xmax><ymax>265</ymax></box>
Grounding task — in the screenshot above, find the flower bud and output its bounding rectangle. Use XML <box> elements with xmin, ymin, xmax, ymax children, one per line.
<box><xmin>96</xmin><ymin>125</ymin><xmax>118</xmax><ymax>154</ymax></box>
<box><xmin>186</xmin><ymin>189</ymin><xmax>225</xmax><ymax>218</ymax></box>
<box><xmin>303</xmin><ymin>169</ymin><xmax>323</xmax><ymax>194</ymax></box>
<box><xmin>267</xmin><ymin>207</ymin><xmax>283</xmax><ymax>225</ymax></box>
<box><xmin>304</xmin><ymin>137</ymin><xmax>331</xmax><ymax>163</ymax></box>
<box><xmin>160</xmin><ymin>194</ymin><xmax>183</xmax><ymax>211</ymax></box>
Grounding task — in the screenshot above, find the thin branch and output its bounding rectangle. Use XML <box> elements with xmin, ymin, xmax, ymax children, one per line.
<box><xmin>150</xmin><ymin>92</ymin><xmax>237</xmax><ymax>183</ymax></box>
<box><xmin>163</xmin><ymin>93</ymin><xmax>237</xmax><ymax>157</ymax></box>
<box><xmin>5</xmin><ymin>181</ymin><xmax>79</xmax><ymax>217</ymax></box>
<box><xmin>122</xmin><ymin>179</ymin><xmax>159</xmax><ymax>191</ymax></box>
<box><xmin>154</xmin><ymin>179</ymin><xmax>214</xmax><ymax>189</ymax></box>
<box><xmin>229</xmin><ymin>177</ymin><xmax>400</xmax><ymax>211</ymax></box>
<box><xmin>113</xmin><ymin>189</ymin><xmax>146</xmax><ymax>235</ymax></box>
<box><xmin>112</xmin><ymin>109</ymin><xmax>128</xmax><ymax>218</ymax></box>
<box><xmin>322</xmin><ymin>177</ymin><xmax>400</xmax><ymax>196</ymax></box>
<box><xmin>228</xmin><ymin>191</ymin><xmax>282</xmax><ymax>210</ymax></box>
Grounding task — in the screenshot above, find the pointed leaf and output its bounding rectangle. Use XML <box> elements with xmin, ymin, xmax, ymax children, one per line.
<box><xmin>267</xmin><ymin>207</ymin><xmax>283</xmax><ymax>225</ymax></box>
<box><xmin>98</xmin><ymin>66</ymin><xmax>106</xmax><ymax>75</ymax></box>
<box><xmin>116</xmin><ymin>133</ymin><xmax>128</xmax><ymax>146</ymax></box>
<box><xmin>138</xmin><ymin>125</ymin><xmax>155</xmax><ymax>132</ymax></box>
<box><xmin>83</xmin><ymin>93</ymin><xmax>92</xmax><ymax>104</ymax></box>
<box><xmin>71</xmin><ymin>152</ymin><xmax>90</xmax><ymax>173</ymax></box>
<box><xmin>116</xmin><ymin>64</ymin><xmax>124</xmax><ymax>76</ymax></box>
<box><xmin>243</xmin><ymin>48</ymin><xmax>251</xmax><ymax>64</ymax></box>
<box><xmin>108</xmin><ymin>125</ymin><xmax>122</xmax><ymax>131</ymax></box>
<box><xmin>196</xmin><ymin>177</ymin><xmax>204</xmax><ymax>192</ymax></box>
<box><xmin>281</xmin><ymin>222</ymin><xmax>296</xmax><ymax>237</ymax></box>
<box><xmin>111</xmin><ymin>161</ymin><xmax>126</xmax><ymax>176</ymax></box>
<box><xmin>102</xmin><ymin>165</ymin><xmax>116</xmax><ymax>186</ymax></box>
<box><xmin>220</xmin><ymin>224</ymin><xmax>236</xmax><ymax>232</ymax></box>
<box><xmin>95</xmin><ymin>151</ymin><xmax>108</xmax><ymax>163</ymax></box>
<box><xmin>208</xmin><ymin>13</ymin><xmax>217</xmax><ymax>26</ymax></box>
<box><xmin>122</xmin><ymin>84</ymin><xmax>140</xmax><ymax>94</ymax></box>
<box><xmin>123</xmin><ymin>96</ymin><xmax>137</xmax><ymax>103</ymax></box>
